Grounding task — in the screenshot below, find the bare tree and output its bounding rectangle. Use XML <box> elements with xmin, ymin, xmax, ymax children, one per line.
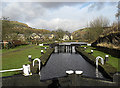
<box><xmin>88</xmin><ymin>16</ymin><xmax>109</xmax><ymax>42</ymax></box>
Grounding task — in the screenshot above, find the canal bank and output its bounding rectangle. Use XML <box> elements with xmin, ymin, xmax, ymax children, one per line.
<box><xmin>75</xmin><ymin>46</ymin><xmax>117</xmax><ymax>80</ymax></box>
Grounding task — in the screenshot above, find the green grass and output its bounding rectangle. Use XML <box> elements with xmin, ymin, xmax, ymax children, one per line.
<box><xmin>2</xmin><ymin>45</ymin><xmax>48</xmax><ymax>77</ymax></box>
<box><xmin>82</xmin><ymin>46</ymin><xmax>119</xmax><ymax>72</ymax></box>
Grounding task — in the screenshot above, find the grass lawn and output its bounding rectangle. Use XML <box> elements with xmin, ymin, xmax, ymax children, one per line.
<box><xmin>2</xmin><ymin>44</ymin><xmax>48</xmax><ymax>77</ymax></box>
<box><xmin>80</xmin><ymin>45</ymin><xmax>119</xmax><ymax>72</ymax></box>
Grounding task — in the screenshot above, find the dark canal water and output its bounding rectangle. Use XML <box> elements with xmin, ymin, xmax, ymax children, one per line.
<box><xmin>41</xmin><ymin>42</ymin><xmax>104</xmax><ymax>80</ymax></box>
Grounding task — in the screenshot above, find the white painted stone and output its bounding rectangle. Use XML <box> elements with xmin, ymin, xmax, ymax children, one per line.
<box><xmin>75</xmin><ymin>71</ymin><xmax>83</xmax><ymax>75</ymax></box>
<box><xmin>66</xmin><ymin>70</ymin><xmax>74</xmax><ymax>74</ymax></box>
<box><xmin>28</xmin><ymin>55</ymin><xmax>32</xmax><ymax>58</ymax></box>
<box><xmin>45</xmin><ymin>47</ymin><xmax>47</xmax><ymax>49</ymax></box>
<box><xmin>87</xmin><ymin>44</ymin><xmax>91</xmax><ymax>46</ymax></box>
<box><xmin>39</xmin><ymin>44</ymin><xmax>43</xmax><ymax>46</ymax></box>
<box><xmin>41</xmin><ymin>50</ymin><xmax>43</xmax><ymax>52</ymax></box>
<box><xmin>91</xmin><ymin>50</ymin><xmax>93</xmax><ymax>53</ymax></box>
<box><xmin>105</xmin><ymin>55</ymin><xmax>109</xmax><ymax>58</ymax></box>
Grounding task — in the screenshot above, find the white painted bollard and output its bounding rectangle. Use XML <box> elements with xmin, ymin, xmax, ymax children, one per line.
<box><xmin>41</xmin><ymin>50</ymin><xmax>44</xmax><ymax>54</ymax></box>
<box><xmin>87</xmin><ymin>44</ymin><xmax>91</xmax><ymax>46</ymax></box>
<box><xmin>28</xmin><ymin>55</ymin><xmax>32</xmax><ymax>62</ymax></box>
<box><xmin>84</xmin><ymin>47</ymin><xmax>86</xmax><ymax>49</ymax></box>
<box><xmin>91</xmin><ymin>50</ymin><xmax>93</xmax><ymax>54</ymax></box>
<box><xmin>45</xmin><ymin>47</ymin><xmax>47</xmax><ymax>50</ymax></box>
<box><xmin>23</xmin><ymin>64</ymin><xmax>32</xmax><ymax>76</ymax></box>
<box><xmin>105</xmin><ymin>55</ymin><xmax>109</xmax><ymax>62</ymax></box>
<box><xmin>33</xmin><ymin>58</ymin><xmax>41</xmax><ymax>76</ymax></box>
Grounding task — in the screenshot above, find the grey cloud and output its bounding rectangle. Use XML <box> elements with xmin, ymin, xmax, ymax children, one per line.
<box><xmin>2</xmin><ymin>2</ymin><xmax>83</xmax><ymax>22</ymax></box>
<box><xmin>88</xmin><ymin>2</ymin><xmax>117</xmax><ymax>11</ymax></box>
<box><xmin>38</xmin><ymin>2</ymin><xmax>83</xmax><ymax>9</ymax></box>
<box><xmin>2</xmin><ymin>2</ymin><xmax>47</xmax><ymax>21</ymax></box>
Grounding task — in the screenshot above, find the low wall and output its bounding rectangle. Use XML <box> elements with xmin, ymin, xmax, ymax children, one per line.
<box><xmin>40</xmin><ymin>48</ymin><xmax>54</xmax><ymax>66</ymax></box>
<box><xmin>91</xmin><ymin>46</ymin><xmax>120</xmax><ymax>58</ymax></box>
<box><xmin>31</xmin><ymin>48</ymin><xmax>54</xmax><ymax>74</ymax></box>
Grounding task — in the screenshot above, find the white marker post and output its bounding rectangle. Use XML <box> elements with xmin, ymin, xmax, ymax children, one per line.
<box><xmin>105</xmin><ymin>55</ymin><xmax>109</xmax><ymax>63</ymax></box>
<box><xmin>41</xmin><ymin>50</ymin><xmax>44</xmax><ymax>54</ymax></box>
<box><xmin>28</xmin><ymin>55</ymin><xmax>32</xmax><ymax>62</ymax></box>
<box><xmin>91</xmin><ymin>50</ymin><xmax>93</xmax><ymax>54</ymax></box>
<box><xmin>45</xmin><ymin>47</ymin><xmax>47</xmax><ymax>50</ymax></box>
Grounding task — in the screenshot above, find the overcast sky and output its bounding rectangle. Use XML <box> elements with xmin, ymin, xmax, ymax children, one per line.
<box><xmin>2</xmin><ymin>1</ymin><xmax>118</xmax><ymax>32</ymax></box>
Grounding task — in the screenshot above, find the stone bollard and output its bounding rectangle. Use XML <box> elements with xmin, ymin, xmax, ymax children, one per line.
<box><xmin>28</xmin><ymin>55</ymin><xmax>32</xmax><ymax>62</ymax></box>
<box><xmin>113</xmin><ymin>73</ymin><xmax>120</xmax><ymax>86</ymax></box>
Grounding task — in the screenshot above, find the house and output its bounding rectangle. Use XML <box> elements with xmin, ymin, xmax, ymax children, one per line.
<box><xmin>70</xmin><ymin>35</ymin><xmax>73</xmax><ymax>40</ymax></box>
<box><xmin>62</xmin><ymin>34</ymin><xmax>70</xmax><ymax>41</ymax></box>
<box><xmin>49</xmin><ymin>34</ymin><xmax>54</xmax><ymax>39</ymax></box>
<box><xmin>0</xmin><ymin>41</ymin><xmax>8</xmax><ymax>49</ymax></box>
<box><xmin>18</xmin><ymin>34</ymin><xmax>25</xmax><ymax>41</ymax></box>
<box><xmin>29</xmin><ymin>33</ymin><xmax>44</xmax><ymax>40</ymax></box>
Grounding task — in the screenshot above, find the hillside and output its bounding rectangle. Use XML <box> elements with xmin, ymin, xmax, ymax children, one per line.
<box><xmin>72</xmin><ymin>28</ymin><xmax>89</xmax><ymax>41</ymax></box>
<box><xmin>72</xmin><ymin>24</ymin><xmax>120</xmax><ymax>50</ymax></box>
<box><xmin>2</xmin><ymin>20</ymin><xmax>51</xmax><ymax>41</ymax></box>
<box><xmin>92</xmin><ymin>31</ymin><xmax>120</xmax><ymax>50</ymax></box>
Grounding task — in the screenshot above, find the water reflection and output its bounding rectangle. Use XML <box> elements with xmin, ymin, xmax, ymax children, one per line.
<box><xmin>96</xmin><ymin>68</ymin><xmax>99</xmax><ymax>78</ymax></box>
<box><xmin>54</xmin><ymin>45</ymin><xmax>76</xmax><ymax>53</ymax></box>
